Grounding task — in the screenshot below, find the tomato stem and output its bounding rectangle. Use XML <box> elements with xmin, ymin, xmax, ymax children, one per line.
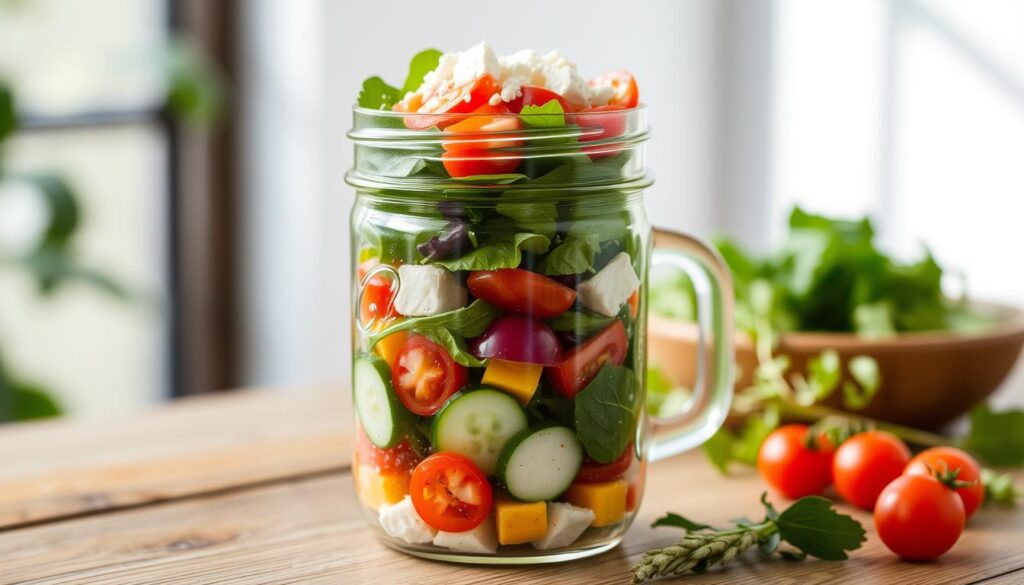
<box><xmin>771</xmin><ymin>399</ymin><xmax>949</xmax><ymax>449</ymax></box>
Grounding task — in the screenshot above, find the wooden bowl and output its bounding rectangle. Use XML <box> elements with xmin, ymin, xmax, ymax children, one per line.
<box><xmin>648</xmin><ymin>303</ymin><xmax>1024</xmax><ymax>429</ymax></box>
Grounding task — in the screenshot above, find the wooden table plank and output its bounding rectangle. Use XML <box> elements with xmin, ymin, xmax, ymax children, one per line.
<box><xmin>0</xmin><ymin>388</ymin><xmax>350</xmax><ymax>530</ymax></box>
<box><xmin>1</xmin><ymin>390</ymin><xmax>1021</xmax><ymax>584</ymax></box>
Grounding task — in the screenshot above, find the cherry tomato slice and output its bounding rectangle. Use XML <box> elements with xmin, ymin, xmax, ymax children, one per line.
<box><xmin>391</xmin><ymin>335</ymin><xmax>468</xmax><ymax>416</ymax></box>
<box><xmin>467</xmin><ymin>269</ymin><xmax>577</xmax><ymax>318</ymax></box>
<box><xmin>507</xmin><ymin>86</ymin><xmax>574</xmax><ymax>114</ymax></box>
<box><xmin>905</xmin><ymin>446</ymin><xmax>985</xmax><ymax>519</ymax></box>
<box><xmin>395</xmin><ymin>74</ymin><xmax>502</xmax><ymax>130</ymax></box>
<box><xmin>547</xmin><ymin>320</ymin><xmax>628</xmax><ymax>398</ymax></box>
<box><xmin>410</xmin><ymin>452</ymin><xmax>493</xmax><ymax>532</ymax></box>
<box><xmin>589</xmin><ymin>70</ymin><xmax>639</xmax><ymax>108</ymax></box>
<box><xmin>576</xmin><ymin>442</ymin><xmax>633</xmax><ymax>483</ymax></box>
<box><xmin>355</xmin><ymin>425</ymin><xmax>419</xmax><ymax>476</ymax></box>
<box><xmin>442</xmin><ymin>104</ymin><xmax>524</xmax><ymax>177</ymax></box>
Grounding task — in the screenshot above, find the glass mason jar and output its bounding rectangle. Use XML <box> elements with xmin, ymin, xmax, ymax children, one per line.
<box><xmin>346</xmin><ymin>104</ymin><xmax>734</xmax><ymax>564</ymax></box>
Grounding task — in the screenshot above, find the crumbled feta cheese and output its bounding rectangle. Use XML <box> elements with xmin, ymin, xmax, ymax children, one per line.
<box><xmin>532</xmin><ymin>503</ymin><xmax>596</xmax><ymax>550</ymax></box>
<box><xmin>378</xmin><ymin>496</ymin><xmax>436</xmax><ymax>544</ymax></box>
<box><xmin>405</xmin><ymin>43</ymin><xmax>613</xmax><ymax>110</ymax></box>
<box><xmin>433</xmin><ymin>516</ymin><xmax>498</xmax><ymax>553</ymax></box>
<box><xmin>392</xmin><ymin>264</ymin><xmax>467</xmax><ymax>317</ymax></box>
<box><xmin>577</xmin><ymin>252</ymin><xmax>641</xmax><ymax>317</ymax></box>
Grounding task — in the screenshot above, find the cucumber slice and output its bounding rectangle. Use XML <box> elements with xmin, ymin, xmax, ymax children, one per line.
<box><xmin>353</xmin><ymin>355</ymin><xmax>404</xmax><ymax>448</ymax></box>
<box><xmin>497</xmin><ymin>425</ymin><xmax>583</xmax><ymax>501</ymax></box>
<box><xmin>432</xmin><ymin>388</ymin><xmax>528</xmax><ymax>475</ymax></box>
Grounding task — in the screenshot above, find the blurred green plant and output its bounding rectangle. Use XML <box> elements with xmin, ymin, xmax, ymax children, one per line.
<box><xmin>0</xmin><ymin>36</ymin><xmax>224</xmax><ymax>423</ymax></box>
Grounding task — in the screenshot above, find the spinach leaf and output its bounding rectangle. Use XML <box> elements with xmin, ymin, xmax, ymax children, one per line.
<box><xmin>358</xmin><ymin>76</ymin><xmax>403</xmax><ymax>110</ymax></box>
<box><xmin>402</xmin><ymin>49</ymin><xmax>442</xmax><ymax>94</ymax></box>
<box><xmin>546</xmin><ymin>310</ymin><xmax>615</xmax><ymax>334</ymax></box>
<box><xmin>496</xmin><ymin>192</ymin><xmax>558</xmax><ymax>240</ymax></box>
<box><xmin>368</xmin><ymin>300</ymin><xmax>500</xmax><ymax>348</ymax></box>
<box><xmin>542</xmin><ymin>234</ymin><xmax>601</xmax><ymax>275</ymax></box>
<box><xmin>433</xmin><ymin>233</ymin><xmax>550</xmax><ymax>271</ymax></box>
<box><xmin>574</xmin><ymin>364</ymin><xmax>638</xmax><ymax>463</ymax></box>
<box><xmin>413</xmin><ymin>326</ymin><xmax>487</xmax><ymax>367</ymax></box>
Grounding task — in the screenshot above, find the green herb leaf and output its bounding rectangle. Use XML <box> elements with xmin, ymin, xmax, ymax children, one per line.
<box><xmin>433</xmin><ymin>233</ymin><xmax>550</xmax><ymax>271</ymax></box>
<box><xmin>964</xmin><ymin>404</ymin><xmax>1024</xmax><ymax>467</ymax></box>
<box><xmin>0</xmin><ymin>81</ymin><xmax>15</xmax><ymax>143</ymax></box>
<box><xmin>358</xmin><ymin>76</ymin><xmax>403</xmax><ymax>110</ymax></box>
<box><xmin>402</xmin><ymin>49</ymin><xmax>442</xmax><ymax>94</ymax></box>
<box><xmin>519</xmin><ymin>100</ymin><xmax>569</xmax><ymax>130</ymax></box>
<box><xmin>368</xmin><ymin>300</ymin><xmax>500</xmax><ymax>350</ymax></box>
<box><xmin>802</xmin><ymin>349</ymin><xmax>841</xmax><ymax>403</ymax></box>
<box><xmin>574</xmin><ymin>364</ymin><xmax>638</xmax><ymax>463</ymax></box>
<box><xmin>842</xmin><ymin>356</ymin><xmax>880</xmax><ymax>409</ymax></box>
<box><xmin>981</xmin><ymin>468</ymin><xmax>1021</xmax><ymax>506</ymax></box>
<box><xmin>543</xmin><ymin>234</ymin><xmax>601</xmax><ymax>275</ymax></box>
<box><xmin>412</xmin><ymin>326</ymin><xmax>487</xmax><ymax>367</ymax></box>
<box><xmin>546</xmin><ymin>310</ymin><xmax>615</xmax><ymax>334</ymax></box>
<box><xmin>651</xmin><ymin>513</ymin><xmax>714</xmax><ymax>531</ymax></box>
<box><xmin>775</xmin><ymin>496</ymin><xmax>867</xmax><ymax>561</ymax></box>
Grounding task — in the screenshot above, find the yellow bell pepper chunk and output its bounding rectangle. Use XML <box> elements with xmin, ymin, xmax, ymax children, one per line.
<box><xmin>482</xmin><ymin>359</ymin><xmax>543</xmax><ymax>404</ymax></box>
<box><xmin>495</xmin><ymin>498</ymin><xmax>548</xmax><ymax>545</ymax></box>
<box><xmin>564</xmin><ymin>480</ymin><xmax>628</xmax><ymax>527</ymax></box>
<box><xmin>354</xmin><ymin>464</ymin><xmax>410</xmax><ymax>511</ymax></box>
<box><xmin>373</xmin><ymin>330</ymin><xmax>408</xmax><ymax>367</ymax></box>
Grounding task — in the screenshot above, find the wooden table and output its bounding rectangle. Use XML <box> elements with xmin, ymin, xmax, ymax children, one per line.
<box><xmin>1</xmin><ymin>389</ymin><xmax>1021</xmax><ymax>585</ymax></box>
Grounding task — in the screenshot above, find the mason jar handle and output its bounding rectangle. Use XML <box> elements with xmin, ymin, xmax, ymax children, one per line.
<box><xmin>647</xmin><ymin>228</ymin><xmax>735</xmax><ymax>462</ymax></box>
<box><xmin>355</xmin><ymin>263</ymin><xmax>400</xmax><ymax>335</ymax></box>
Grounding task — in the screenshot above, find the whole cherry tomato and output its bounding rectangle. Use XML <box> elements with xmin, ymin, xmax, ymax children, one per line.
<box><xmin>905</xmin><ymin>446</ymin><xmax>984</xmax><ymax>519</ymax></box>
<box><xmin>874</xmin><ymin>473</ymin><xmax>965</xmax><ymax>560</ymax></box>
<box><xmin>757</xmin><ymin>424</ymin><xmax>835</xmax><ymax>499</ymax></box>
<box><xmin>832</xmin><ymin>430</ymin><xmax>911</xmax><ymax>510</ymax></box>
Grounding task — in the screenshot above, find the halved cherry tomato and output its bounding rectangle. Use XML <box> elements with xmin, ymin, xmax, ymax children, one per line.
<box><xmin>576</xmin><ymin>105</ymin><xmax>628</xmax><ymax>159</ymax></box>
<box><xmin>576</xmin><ymin>442</ymin><xmax>633</xmax><ymax>483</ymax></box>
<box><xmin>905</xmin><ymin>446</ymin><xmax>984</xmax><ymax>519</ymax></box>
<box><xmin>590</xmin><ymin>71</ymin><xmax>639</xmax><ymax>108</ymax></box>
<box><xmin>441</xmin><ymin>103</ymin><xmax>524</xmax><ymax>177</ymax></box>
<box><xmin>547</xmin><ymin>320</ymin><xmax>628</xmax><ymax>398</ymax></box>
<box><xmin>395</xmin><ymin>74</ymin><xmax>502</xmax><ymax>130</ymax></box>
<box><xmin>757</xmin><ymin>424</ymin><xmax>835</xmax><ymax>499</ymax></box>
<box><xmin>875</xmin><ymin>473</ymin><xmax>965</xmax><ymax>560</ymax></box>
<box><xmin>359</xmin><ymin>275</ymin><xmax>398</xmax><ymax>325</ymax></box>
<box><xmin>507</xmin><ymin>86</ymin><xmax>574</xmax><ymax>114</ymax></box>
<box><xmin>391</xmin><ymin>335</ymin><xmax>468</xmax><ymax>416</ymax></box>
<box><xmin>355</xmin><ymin>425</ymin><xmax>419</xmax><ymax>476</ymax></box>
<box><xmin>410</xmin><ymin>452</ymin><xmax>493</xmax><ymax>532</ymax></box>
<box><xmin>467</xmin><ymin>269</ymin><xmax>576</xmax><ymax>318</ymax></box>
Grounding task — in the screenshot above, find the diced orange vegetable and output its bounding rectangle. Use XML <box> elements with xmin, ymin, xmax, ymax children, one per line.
<box><xmin>494</xmin><ymin>497</ymin><xmax>548</xmax><ymax>545</ymax></box>
<box><xmin>373</xmin><ymin>330</ymin><xmax>408</xmax><ymax>367</ymax></box>
<box><xmin>481</xmin><ymin>359</ymin><xmax>543</xmax><ymax>404</ymax></box>
<box><xmin>354</xmin><ymin>464</ymin><xmax>410</xmax><ymax>511</ymax></box>
<box><xmin>627</xmin><ymin>290</ymin><xmax>640</xmax><ymax>318</ymax></box>
<box><xmin>565</xmin><ymin>480</ymin><xmax>627</xmax><ymax>527</ymax></box>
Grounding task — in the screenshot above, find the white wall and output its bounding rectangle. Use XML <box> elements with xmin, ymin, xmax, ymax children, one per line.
<box><xmin>240</xmin><ymin>0</ymin><xmax>727</xmax><ymax>388</ymax></box>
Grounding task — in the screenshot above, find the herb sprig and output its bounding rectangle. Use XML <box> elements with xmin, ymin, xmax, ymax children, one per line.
<box><xmin>632</xmin><ymin>494</ymin><xmax>866</xmax><ymax>583</ymax></box>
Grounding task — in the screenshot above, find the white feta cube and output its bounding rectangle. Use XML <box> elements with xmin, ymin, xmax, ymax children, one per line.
<box><xmin>378</xmin><ymin>495</ymin><xmax>436</xmax><ymax>544</ymax></box>
<box><xmin>531</xmin><ymin>503</ymin><xmax>596</xmax><ymax>550</ymax></box>
<box><xmin>433</xmin><ymin>516</ymin><xmax>498</xmax><ymax>553</ymax></box>
<box><xmin>393</xmin><ymin>264</ymin><xmax>467</xmax><ymax>317</ymax></box>
<box><xmin>577</xmin><ymin>252</ymin><xmax>640</xmax><ymax>317</ymax></box>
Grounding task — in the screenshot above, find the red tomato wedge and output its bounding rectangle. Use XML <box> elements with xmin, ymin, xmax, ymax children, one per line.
<box><xmin>394</xmin><ymin>74</ymin><xmax>502</xmax><ymax>130</ymax></box>
<box><xmin>410</xmin><ymin>452</ymin><xmax>493</xmax><ymax>532</ymax></box>
<box><xmin>467</xmin><ymin>269</ymin><xmax>576</xmax><ymax>318</ymax></box>
<box><xmin>507</xmin><ymin>86</ymin><xmax>574</xmax><ymax>114</ymax></box>
<box><xmin>547</xmin><ymin>320</ymin><xmax>628</xmax><ymax>398</ymax></box>
<box><xmin>355</xmin><ymin>426</ymin><xmax>419</xmax><ymax>476</ymax></box>
<box><xmin>589</xmin><ymin>70</ymin><xmax>639</xmax><ymax>108</ymax></box>
<box><xmin>576</xmin><ymin>442</ymin><xmax>633</xmax><ymax>483</ymax></box>
<box><xmin>441</xmin><ymin>103</ymin><xmax>524</xmax><ymax>177</ymax></box>
<box><xmin>391</xmin><ymin>335</ymin><xmax>468</xmax><ymax>416</ymax></box>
